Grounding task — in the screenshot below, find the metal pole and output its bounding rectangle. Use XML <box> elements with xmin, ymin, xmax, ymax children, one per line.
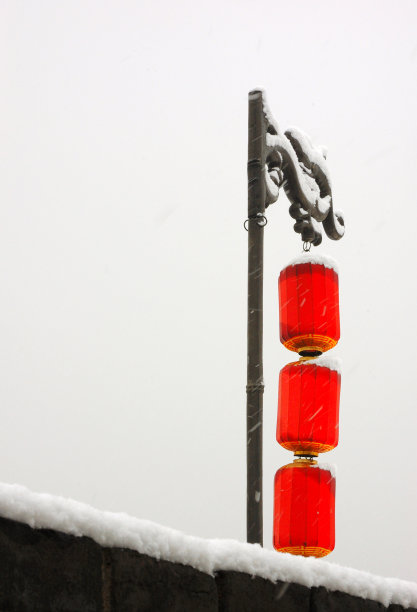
<box><xmin>246</xmin><ymin>90</ymin><xmax>265</xmax><ymax>545</ymax></box>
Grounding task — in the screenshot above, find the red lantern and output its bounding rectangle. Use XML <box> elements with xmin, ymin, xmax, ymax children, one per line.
<box><xmin>273</xmin><ymin>459</ymin><xmax>335</xmax><ymax>557</ymax></box>
<box><xmin>279</xmin><ymin>256</ymin><xmax>340</xmax><ymax>354</ymax></box>
<box><xmin>277</xmin><ymin>357</ymin><xmax>341</xmax><ymax>455</ymax></box>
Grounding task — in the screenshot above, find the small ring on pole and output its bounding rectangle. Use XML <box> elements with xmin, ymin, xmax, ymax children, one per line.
<box><xmin>303</xmin><ymin>241</ymin><xmax>312</xmax><ymax>252</ymax></box>
<box><xmin>244</xmin><ymin>214</ymin><xmax>268</xmax><ymax>231</ymax></box>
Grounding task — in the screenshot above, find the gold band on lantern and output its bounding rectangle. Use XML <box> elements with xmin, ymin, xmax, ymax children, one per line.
<box><xmin>293</xmin><ymin>450</ymin><xmax>319</xmax><ymax>457</ymax></box>
<box><xmin>280</xmin><ymin>441</ymin><xmax>335</xmax><ymax>454</ymax></box>
<box><xmin>276</xmin><ymin>546</ymin><xmax>332</xmax><ymax>558</ymax></box>
<box><xmin>280</xmin><ymin>458</ymin><xmax>318</xmax><ymax>469</ymax></box>
<box><xmin>283</xmin><ymin>333</ymin><xmax>338</xmax><ymax>354</ymax></box>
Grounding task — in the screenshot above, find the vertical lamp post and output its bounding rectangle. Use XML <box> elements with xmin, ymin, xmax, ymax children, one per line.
<box><xmin>245</xmin><ymin>89</ymin><xmax>345</xmax><ymax>546</ymax></box>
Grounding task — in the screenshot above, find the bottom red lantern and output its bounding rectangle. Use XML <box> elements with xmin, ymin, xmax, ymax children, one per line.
<box><xmin>273</xmin><ymin>459</ymin><xmax>335</xmax><ymax>558</ymax></box>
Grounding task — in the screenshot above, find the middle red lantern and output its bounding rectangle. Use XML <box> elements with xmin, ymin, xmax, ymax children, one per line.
<box><xmin>277</xmin><ymin>357</ymin><xmax>341</xmax><ymax>455</ymax></box>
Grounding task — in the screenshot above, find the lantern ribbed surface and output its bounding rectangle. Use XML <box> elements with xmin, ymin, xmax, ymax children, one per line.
<box><xmin>273</xmin><ymin>459</ymin><xmax>335</xmax><ymax>558</ymax></box>
<box><xmin>279</xmin><ymin>262</ymin><xmax>340</xmax><ymax>354</ymax></box>
<box><xmin>277</xmin><ymin>359</ymin><xmax>341</xmax><ymax>454</ymax></box>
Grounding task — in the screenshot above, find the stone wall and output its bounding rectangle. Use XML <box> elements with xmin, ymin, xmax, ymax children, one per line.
<box><xmin>0</xmin><ymin>516</ymin><xmax>414</xmax><ymax>611</ymax></box>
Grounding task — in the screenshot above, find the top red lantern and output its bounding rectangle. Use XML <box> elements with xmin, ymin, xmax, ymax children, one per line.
<box><xmin>279</xmin><ymin>255</ymin><xmax>340</xmax><ymax>354</ymax></box>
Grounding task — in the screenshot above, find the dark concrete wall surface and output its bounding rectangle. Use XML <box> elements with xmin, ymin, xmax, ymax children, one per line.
<box><xmin>0</xmin><ymin>516</ymin><xmax>415</xmax><ymax>612</ymax></box>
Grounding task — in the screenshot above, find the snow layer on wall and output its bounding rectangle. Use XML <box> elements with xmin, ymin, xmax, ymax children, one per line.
<box><xmin>0</xmin><ymin>483</ymin><xmax>416</xmax><ymax>609</ymax></box>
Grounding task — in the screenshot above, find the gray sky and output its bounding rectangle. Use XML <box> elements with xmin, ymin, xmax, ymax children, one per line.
<box><xmin>1</xmin><ymin>0</ymin><xmax>416</xmax><ymax>582</ymax></box>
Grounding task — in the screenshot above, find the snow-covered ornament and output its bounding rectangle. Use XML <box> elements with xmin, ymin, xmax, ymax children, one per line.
<box><xmin>260</xmin><ymin>92</ymin><xmax>345</xmax><ymax>246</ymax></box>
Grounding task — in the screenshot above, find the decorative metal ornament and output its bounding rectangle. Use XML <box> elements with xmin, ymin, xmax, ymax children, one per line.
<box><xmin>252</xmin><ymin>89</ymin><xmax>345</xmax><ymax>246</ymax></box>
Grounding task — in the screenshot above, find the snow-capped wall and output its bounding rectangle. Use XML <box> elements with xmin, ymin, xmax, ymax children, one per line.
<box><xmin>0</xmin><ymin>483</ymin><xmax>416</xmax><ymax>610</ymax></box>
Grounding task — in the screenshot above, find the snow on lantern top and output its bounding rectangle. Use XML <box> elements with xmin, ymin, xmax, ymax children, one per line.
<box><xmin>297</xmin><ymin>354</ymin><xmax>342</xmax><ymax>375</ymax></box>
<box><xmin>283</xmin><ymin>252</ymin><xmax>339</xmax><ymax>274</ymax></box>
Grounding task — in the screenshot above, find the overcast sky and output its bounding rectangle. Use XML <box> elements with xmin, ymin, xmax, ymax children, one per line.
<box><xmin>1</xmin><ymin>0</ymin><xmax>416</xmax><ymax>583</ymax></box>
